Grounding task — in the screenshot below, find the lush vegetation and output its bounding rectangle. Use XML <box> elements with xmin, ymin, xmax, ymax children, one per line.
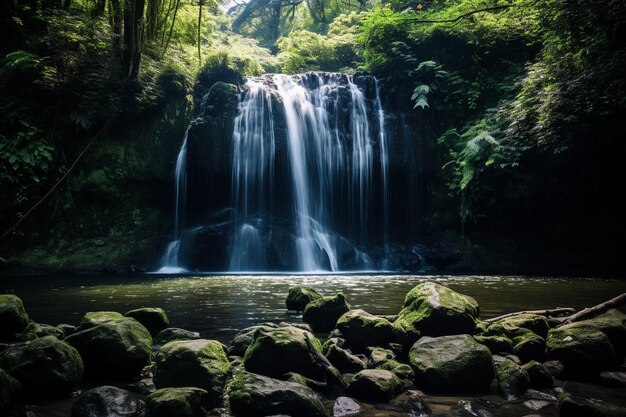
<box><xmin>0</xmin><ymin>0</ymin><xmax>624</xmax><ymax>272</ymax></box>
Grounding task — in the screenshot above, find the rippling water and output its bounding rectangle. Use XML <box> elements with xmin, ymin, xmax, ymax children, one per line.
<box><xmin>1</xmin><ymin>274</ymin><xmax>624</xmax><ymax>342</ymax></box>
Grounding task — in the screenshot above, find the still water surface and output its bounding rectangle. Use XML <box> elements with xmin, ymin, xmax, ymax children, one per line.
<box><xmin>0</xmin><ymin>274</ymin><xmax>624</xmax><ymax>342</ymax></box>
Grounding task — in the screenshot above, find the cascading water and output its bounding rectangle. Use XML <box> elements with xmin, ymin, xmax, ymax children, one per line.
<box><xmin>229</xmin><ymin>72</ymin><xmax>388</xmax><ymax>272</ymax></box>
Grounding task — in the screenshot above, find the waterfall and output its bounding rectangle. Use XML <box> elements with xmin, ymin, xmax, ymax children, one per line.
<box><xmin>229</xmin><ymin>72</ymin><xmax>389</xmax><ymax>272</ymax></box>
<box><xmin>157</xmin><ymin>128</ymin><xmax>189</xmax><ymax>273</ymax></box>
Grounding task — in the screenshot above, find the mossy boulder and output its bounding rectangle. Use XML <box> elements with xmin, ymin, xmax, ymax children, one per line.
<box><xmin>0</xmin><ymin>336</ymin><xmax>83</xmax><ymax>399</ymax></box>
<box><xmin>474</xmin><ymin>335</ymin><xmax>513</xmax><ymax>354</ymax></box>
<box><xmin>77</xmin><ymin>311</ymin><xmax>125</xmax><ymax>331</ymax></box>
<box><xmin>228</xmin><ymin>324</ymin><xmax>278</xmax><ymax>356</ymax></box>
<box><xmin>325</xmin><ymin>344</ymin><xmax>365</xmax><ymax>373</ymax></box>
<box><xmin>368</xmin><ymin>347</ymin><xmax>396</xmax><ymax>368</ymax></box>
<box><xmin>346</xmin><ymin>369</ymin><xmax>402</xmax><ymax>402</ymax></box>
<box><xmin>155</xmin><ymin>328</ymin><xmax>201</xmax><ymax>346</ymax></box>
<box><xmin>71</xmin><ymin>386</ymin><xmax>145</xmax><ymax>417</ymax></box>
<box><xmin>377</xmin><ymin>360</ymin><xmax>415</xmax><ymax>381</ymax></box>
<box><xmin>496</xmin><ymin>314</ymin><xmax>550</xmax><ymax>338</ymax></box>
<box><xmin>576</xmin><ymin>309</ymin><xmax>626</xmax><ymax>359</ymax></box>
<box><xmin>154</xmin><ymin>339</ymin><xmax>231</xmax><ymax>406</ymax></box>
<box><xmin>408</xmin><ymin>334</ymin><xmax>494</xmax><ymax>393</ymax></box>
<box><xmin>493</xmin><ymin>355</ymin><xmax>530</xmax><ymax>400</ymax></box>
<box><xmin>393</xmin><ymin>282</ymin><xmax>479</xmax><ymax>346</ymax></box>
<box><xmin>336</xmin><ymin>309</ymin><xmax>395</xmax><ymax>350</ymax></box>
<box><xmin>558</xmin><ymin>392</ymin><xmax>626</xmax><ymax>417</ymax></box>
<box><xmin>546</xmin><ymin>323</ymin><xmax>615</xmax><ymax>377</ymax></box>
<box><xmin>125</xmin><ymin>307</ymin><xmax>169</xmax><ymax>336</ymax></box>
<box><xmin>146</xmin><ymin>387</ymin><xmax>211</xmax><ymax>417</ymax></box>
<box><xmin>0</xmin><ymin>368</ymin><xmax>20</xmax><ymax>410</ymax></box>
<box><xmin>522</xmin><ymin>360</ymin><xmax>553</xmax><ymax>388</ymax></box>
<box><xmin>511</xmin><ymin>329</ymin><xmax>546</xmax><ymax>362</ymax></box>
<box><xmin>286</xmin><ymin>287</ymin><xmax>323</xmax><ymax>312</ymax></box>
<box><xmin>227</xmin><ymin>371</ymin><xmax>328</xmax><ymax>417</ymax></box>
<box><xmin>66</xmin><ymin>317</ymin><xmax>152</xmax><ymax>381</ymax></box>
<box><xmin>243</xmin><ymin>326</ymin><xmax>324</xmax><ymax>380</ymax></box>
<box><xmin>19</xmin><ymin>321</ymin><xmax>65</xmax><ymax>341</ymax></box>
<box><xmin>303</xmin><ymin>293</ymin><xmax>350</xmax><ymax>333</ymax></box>
<box><xmin>0</xmin><ymin>294</ymin><xmax>29</xmax><ymax>341</ymax></box>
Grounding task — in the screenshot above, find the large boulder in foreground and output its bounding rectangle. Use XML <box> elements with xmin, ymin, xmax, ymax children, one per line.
<box><xmin>409</xmin><ymin>334</ymin><xmax>493</xmax><ymax>393</ymax></box>
<box><xmin>146</xmin><ymin>387</ymin><xmax>211</xmax><ymax>417</ymax></box>
<box><xmin>0</xmin><ymin>368</ymin><xmax>20</xmax><ymax>410</ymax></box>
<box><xmin>303</xmin><ymin>293</ymin><xmax>350</xmax><ymax>333</ymax></box>
<box><xmin>71</xmin><ymin>386</ymin><xmax>145</xmax><ymax>417</ymax></box>
<box><xmin>125</xmin><ymin>307</ymin><xmax>169</xmax><ymax>336</ymax></box>
<box><xmin>546</xmin><ymin>322</ymin><xmax>615</xmax><ymax>377</ymax></box>
<box><xmin>558</xmin><ymin>392</ymin><xmax>626</xmax><ymax>417</ymax></box>
<box><xmin>0</xmin><ymin>336</ymin><xmax>83</xmax><ymax>399</ymax></box>
<box><xmin>393</xmin><ymin>282</ymin><xmax>479</xmax><ymax>346</ymax></box>
<box><xmin>0</xmin><ymin>294</ymin><xmax>29</xmax><ymax>341</ymax></box>
<box><xmin>346</xmin><ymin>369</ymin><xmax>402</xmax><ymax>402</ymax></box>
<box><xmin>227</xmin><ymin>371</ymin><xmax>328</xmax><ymax>417</ymax></box>
<box><xmin>286</xmin><ymin>287</ymin><xmax>323</xmax><ymax>312</ymax></box>
<box><xmin>66</xmin><ymin>317</ymin><xmax>152</xmax><ymax>381</ymax></box>
<box><xmin>154</xmin><ymin>339</ymin><xmax>231</xmax><ymax>406</ymax></box>
<box><xmin>336</xmin><ymin>309</ymin><xmax>395</xmax><ymax>350</ymax></box>
<box><xmin>243</xmin><ymin>326</ymin><xmax>324</xmax><ymax>380</ymax></box>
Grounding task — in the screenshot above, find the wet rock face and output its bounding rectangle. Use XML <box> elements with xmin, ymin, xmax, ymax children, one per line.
<box><xmin>227</xmin><ymin>371</ymin><xmax>328</xmax><ymax>417</ymax></box>
<box><xmin>125</xmin><ymin>307</ymin><xmax>169</xmax><ymax>336</ymax></box>
<box><xmin>0</xmin><ymin>294</ymin><xmax>29</xmax><ymax>341</ymax></box>
<box><xmin>71</xmin><ymin>386</ymin><xmax>145</xmax><ymax>417</ymax></box>
<box><xmin>303</xmin><ymin>293</ymin><xmax>350</xmax><ymax>333</ymax></box>
<box><xmin>0</xmin><ymin>336</ymin><xmax>83</xmax><ymax>399</ymax></box>
<box><xmin>65</xmin><ymin>317</ymin><xmax>152</xmax><ymax>381</ymax></box>
<box><xmin>154</xmin><ymin>339</ymin><xmax>231</xmax><ymax>407</ymax></box>
<box><xmin>146</xmin><ymin>387</ymin><xmax>211</xmax><ymax>417</ymax></box>
<box><xmin>409</xmin><ymin>334</ymin><xmax>494</xmax><ymax>393</ymax></box>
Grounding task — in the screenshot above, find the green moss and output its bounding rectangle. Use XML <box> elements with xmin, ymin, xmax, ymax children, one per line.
<box><xmin>286</xmin><ymin>286</ymin><xmax>323</xmax><ymax>311</ymax></box>
<box><xmin>78</xmin><ymin>311</ymin><xmax>125</xmax><ymax>330</ymax></box>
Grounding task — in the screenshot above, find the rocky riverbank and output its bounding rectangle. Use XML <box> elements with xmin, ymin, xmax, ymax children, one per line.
<box><xmin>1</xmin><ymin>283</ymin><xmax>625</xmax><ymax>417</ymax></box>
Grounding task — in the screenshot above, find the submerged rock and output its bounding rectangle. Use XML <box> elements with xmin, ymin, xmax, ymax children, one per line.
<box><xmin>66</xmin><ymin>317</ymin><xmax>152</xmax><ymax>381</ymax></box>
<box><xmin>243</xmin><ymin>326</ymin><xmax>324</xmax><ymax>380</ymax></box>
<box><xmin>336</xmin><ymin>309</ymin><xmax>395</xmax><ymax>350</ymax></box>
<box><xmin>0</xmin><ymin>368</ymin><xmax>20</xmax><ymax>410</ymax></box>
<box><xmin>0</xmin><ymin>294</ymin><xmax>29</xmax><ymax>340</ymax></box>
<box><xmin>227</xmin><ymin>371</ymin><xmax>328</xmax><ymax>417</ymax></box>
<box><xmin>286</xmin><ymin>287</ymin><xmax>323</xmax><ymax>311</ymax></box>
<box><xmin>126</xmin><ymin>307</ymin><xmax>169</xmax><ymax>336</ymax></box>
<box><xmin>346</xmin><ymin>369</ymin><xmax>402</xmax><ymax>402</ymax></box>
<box><xmin>409</xmin><ymin>334</ymin><xmax>494</xmax><ymax>393</ymax></box>
<box><xmin>493</xmin><ymin>355</ymin><xmax>530</xmax><ymax>400</ymax></box>
<box><xmin>19</xmin><ymin>321</ymin><xmax>65</xmax><ymax>341</ymax></box>
<box><xmin>558</xmin><ymin>392</ymin><xmax>626</xmax><ymax>417</ymax></box>
<box><xmin>154</xmin><ymin>339</ymin><xmax>231</xmax><ymax>406</ymax></box>
<box><xmin>0</xmin><ymin>335</ymin><xmax>83</xmax><ymax>399</ymax></box>
<box><xmin>71</xmin><ymin>386</ymin><xmax>145</xmax><ymax>417</ymax></box>
<box><xmin>146</xmin><ymin>387</ymin><xmax>211</xmax><ymax>417</ymax></box>
<box><xmin>393</xmin><ymin>282</ymin><xmax>479</xmax><ymax>346</ymax></box>
<box><xmin>155</xmin><ymin>328</ymin><xmax>201</xmax><ymax>346</ymax></box>
<box><xmin>303</xmin><ymin>293</ymin><xmax>350</xmax><ymax>333</ymax></box>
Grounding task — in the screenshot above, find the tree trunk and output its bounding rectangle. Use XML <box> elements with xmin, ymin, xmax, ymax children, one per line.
<box><xmin>122</xmin><ymin>0</ymin><xmax>146</xmax><ymax>81</ymax></box>
<box><xmin>161</xmin><ymin>0</ymin><xmax>180</xmax><ymax>56</ymax></box>
<box><xmin>92</xmin><ymin>0</ymin><xmax>106</xmax><ymax>17</ymax></box>
<box><xmin>146</xmin><ymin>0</ymin><xmax>159</xmax><ymax>41</ymax></box>
<box><xmin>109</xmin><ymin>0</ymin><xmax>123</xmax><ymax>53</ymax></box>
<box><xmin>197</xmin><ymin>0</ymin><xmax>202</xmax><ymax>63</ymax></box>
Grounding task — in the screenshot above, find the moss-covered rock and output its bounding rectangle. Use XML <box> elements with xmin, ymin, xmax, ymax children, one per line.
<box><xmin>125</xmin><ymin>307</ymin><xmax>169</xmax><ymax>336</ymax></box>
<box><xmin>0</xmin><ymin>368</ymin><xmax>20</xmax><ymax>410</ymax></box>
<box><xmin>146</xmin><ymin>387</ymin><xmax>211</xmax><ymax>417</ymax></box>
<box><xmin>154</xmin><ymin>339</ymin><xmax>231</xmax><ymax>406</ymax></box>
<box><xmin>496</xmin><ymin>314</ymin><xmax>550</xmax><ymax>338</ymax></box>
<box><xmin>303</xmin><ymin>293</ymin><xmax>350</xmax><ymax>333</ymax></box>
<box><xmin>0</xmin><ymin>294</ymin><xmax>29</xmax><ymax>341</ymax></box>
<box><xmin>66</xmin><ymin>317</ymin><xmax>152</xmax><ymax>381</ymax></box>
<box><xmin>71</xmin><ymin>386</ymin><xmax>145</xmax><ymax>417</ymax></box>
<box><xmin>511</xmin><ymin>329</ymin><xmax>546</xmax><ymax>363</ymax></box>
<box><xmin>346</xmin><ymin>369</ymin><xmax>402</xmax><ymax>402</ymax></box>
<box><xmin>0</xmin><ymin>336</ymin><xmax>83</xmax><ymax>399</ymax></box>
<box><xmin>393</xmin><ymin>282</ymin><xmax>479</xmax><ymax>346</ymax></box>
<box><xmin>243</xmin><ymin>326</ymin><xmax>324</xmax><ymax>380</ymax></box>
<box><xmin>286</xmin><ymin>287</ymin><xmax>323</xmax><ymax>312</ymax></box>
<box><xmin>368</xmin><ymin>347</ymin><xmax>396</xmax><ymax>368</ymax></box>
<box><xmin>77</xmin><ymin>311</ymin><xmax>125</xmax><ymax>331</ymax></box>
<box><xmin>227</xmin><ymin>371</ymin><xmax>328</xmax><ymax>417</ymax></box>
<box><xmin>377</xmin><ymin>360</ymin><xmax>415</xmax><ymax>381</ymax></box>
<box><xmin>546</xmin><ymin>323</ymin><xmax>615</xmax><ymax>377</ymax></box>
<box><xmin>336</xmin><ymin>309</ymin><xmax>395</xmax><ymax>350</ymax></box>
<box><xmin>493</xmin><ymin>355</ymin><xmax>530</xmax><ymax>400</ymax></box>
<box><xmin>408</xmin><ymin>334</ymin><xmax>494</xmax><ymax>393</ymax></box>
<box><xmin>576</xmin><ymin>309</ymin><xmax>626</xmax><ymax>359</ymax></box>
<box><xmin>286</xmin><ymin>372</ymin><xmax>327</xmax><ymax>392</ymax></box>
<box><xmin>227</xmin><ymin>324</ymin><xmax>278</xmax><ymax>356</ymax></box>
<box><xmin>155</xmin><ymin>328</ymin><xmax>201</xmax><ymax>346</ymax></box>
<box><xmin>522</xmin><ymin>360</ymin><xmax>553</xmax><ymax>388</ymax></box>
<box><xmin>19</xmin><ymin>321</ymin><xmax>66</xmax><ymax>341</ymax></box>
<box><xmin>325</xmin><ymin>344</ymin><xmax>365</xmax><ymax>373</ymax></box>
<box><xmin>474</xmin><ymin>335</ymin><xmax>513</xmax><ymax>354</ymax></box>
<box><xmin>558</xmin><ymin>392</ymin><xmax>626</xmax><ymax>417</ymax></box>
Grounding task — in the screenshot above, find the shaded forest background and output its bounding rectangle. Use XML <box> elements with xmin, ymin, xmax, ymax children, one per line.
<box><xmin>0</xmin><ymin>0</ymin><xmax>624</xmax><ymax>274</ymax></box>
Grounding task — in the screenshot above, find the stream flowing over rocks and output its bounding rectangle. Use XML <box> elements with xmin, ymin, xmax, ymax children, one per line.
<box><xmin>1</xmin><ymin>281</ymin><xmax>626</xmax><ymax>417</ymax></box>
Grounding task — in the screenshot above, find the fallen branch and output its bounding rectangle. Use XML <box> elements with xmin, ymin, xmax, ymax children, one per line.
<box><xmin>305</xmin><ymin>334</ymin><xmax>346</xmax><ymax>389</ymax></box>
<box><xmin>484</xmin><ymin>307</ymin><xmax>576</xmax><ymax>323</ymax></box>
<box><xmin>556</xmin><ymin>292</ymin><xmax>626</xmax><ymax>327</ymax></box>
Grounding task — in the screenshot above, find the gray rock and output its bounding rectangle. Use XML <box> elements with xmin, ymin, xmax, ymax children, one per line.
<box><xmin>523</xmin><ymin>400</ymin><xmax>551</xmax><ymax>411</ymax></box>
<box><xmin>71</xmin><ymin>386</ymin><xmax>145</xmax><ymax>417</ymax></box>
<box><xmin>325</xmin><ymin>344</ymin><xmax>365</xmax><ymax>373</ymax></box>
<box><xmin>558</xmin><ymin>392</ymin><xmax>626</xmax><ymax>417</ymax></box>
<box><xmin>332</xmin><ymin>396</ymin><xmax>361</xmax><ymax>417</ymax></box>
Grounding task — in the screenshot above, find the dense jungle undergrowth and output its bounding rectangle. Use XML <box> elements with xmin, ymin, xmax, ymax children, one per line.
<box><xmin>0</xmin><ymin>0</ymin><xmax>624</xmax><ymax>274</ymax></box>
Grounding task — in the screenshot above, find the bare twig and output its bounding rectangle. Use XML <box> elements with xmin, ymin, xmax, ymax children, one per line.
<box><xmin>556</xmin><ymin>292</ymin><xmax>626</xmax><ymax>327</ymax></box>
<box><xmin>484</xmin><ymin>307</ymin><xmax>576</xmax><ymax>323</ymax></box>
